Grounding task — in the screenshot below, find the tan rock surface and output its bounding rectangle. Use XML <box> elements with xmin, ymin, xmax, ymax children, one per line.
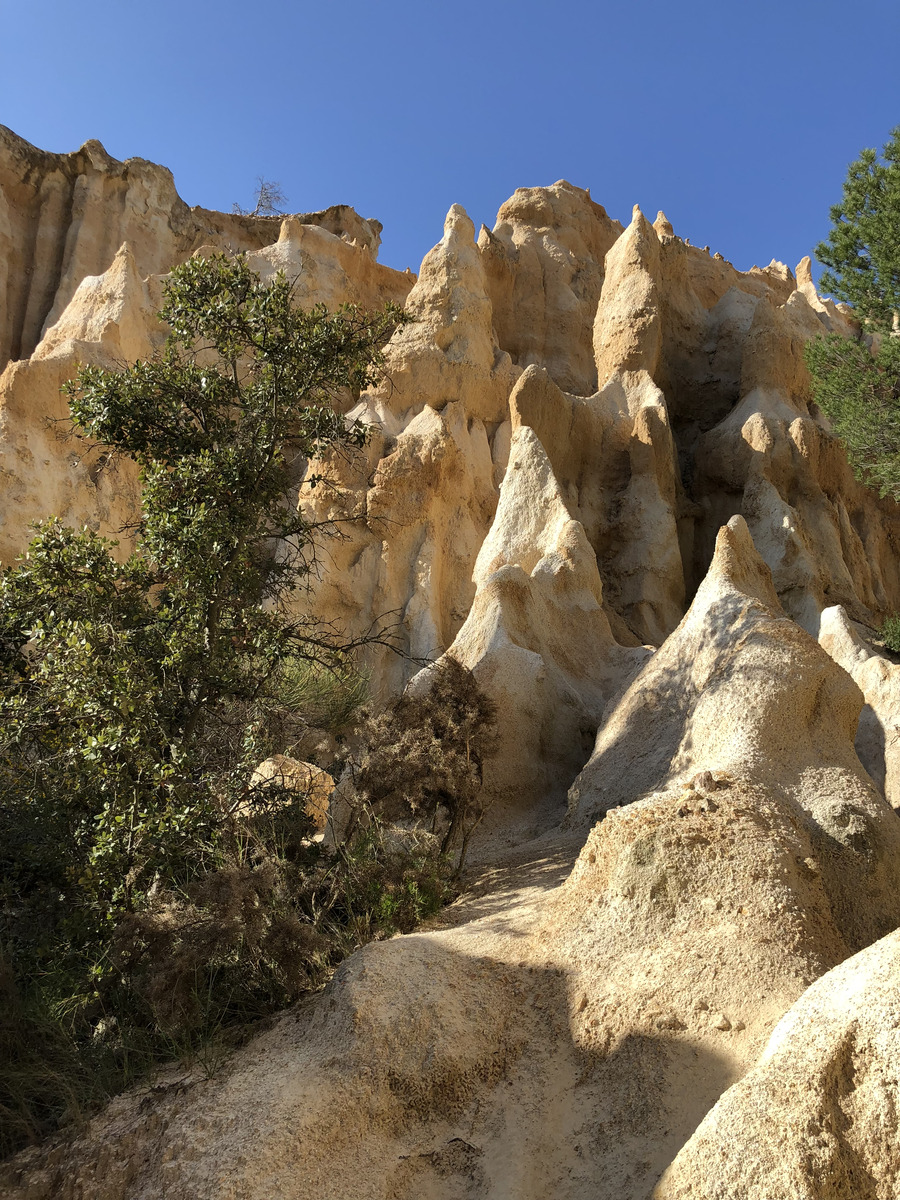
<box><xmin>654</xmin><ymin>928</ymin><xmax>900</xmax><ymax>1199</ymax></box>
<box><xmin>568</xmin><ymin>516</ymin><xmax>900</xmax><ymax>953</ymax></box>
<box><xmin>8</xmin><ymin>522</ymin><xmax>900</xmax><ymax>1200</ymax></box>
<box><xmin>0</xmin><ymin>124</ymin><xmax>393</xmax><ymax>375</ymax></box>
<box><xmin>0</xmin><ymin>127</ymin><xmax>412</xmax><ymax>567</ymax></box>
<box><xmin>5</xmin><ymin>131</ymin><xmax>900</xmax><ymax>1200</ymax></box>
<box><xmin>367</xmin><ymin>203</ymin><xmax>519</xmax><ymax>428</ymax></box>
<box><xmin>819</xmin><ymin>604</ymin><xmax>900</xmax><ymax>811</ymax></box>
<box><xmin>249</xmin><ymin>755</ymin><xmax>334</xmax><ymax>831</ymax></box>
<box><xmin>304</xmin><ymin>185</ymin><xmax>900</xmax><ymax>675</ymax></box>
<box><xmin>5</xmin><ymin>132</ymin><xmax>900</xmax><ymax>677</ymax></box>
<box><xmin>480</xmin><ymin>181</ymin><xmax>622</xmax><ymax>395</ymax></box>
<box><xmin>416</xmin><ymin>424</ymin><xmax>647</xmax><ymax>821</ymax></box>
<box><xmin>301</xmin><ymin>397</ymin><xmax>499</xmax><ymax>697</ymax></box>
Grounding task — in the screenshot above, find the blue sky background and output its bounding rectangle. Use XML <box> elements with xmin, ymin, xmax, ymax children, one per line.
<box><xmin>2</xmin><ymin>0</ymin><xmax>899</xmax><ymax>281</ymax></box>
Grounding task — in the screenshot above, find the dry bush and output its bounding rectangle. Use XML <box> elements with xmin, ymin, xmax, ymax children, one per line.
<box><xmin>351</xmin><ymin>657</ymin><xmax>498</xmax><ymax>871</ymax></box>
<box><xmin>112</xmin><ymin>857</ymin><xmax>326</xmax><ymax>1036</ymax></box>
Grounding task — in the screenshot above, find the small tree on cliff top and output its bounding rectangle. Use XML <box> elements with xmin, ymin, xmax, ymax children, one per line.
<box><xmin>806</xmin><ymin>127</ymin><xmax>900</xmax><ymax>501</ymax></box>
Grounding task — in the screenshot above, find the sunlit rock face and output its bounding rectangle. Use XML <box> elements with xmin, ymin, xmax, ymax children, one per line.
<box><xmin>304</xmin><ymin>193</ymin><xmax>900</xmax><ymax>695</ymax></box>
<box><xmin>2</xmin><ymin>130</ymin><xmax>898</xmax><ymax>675</ymax></box>
<box><xmin>0</xmin><ymin>124</ymin><xmax>411</xmax><ymax>563</ymax></box>
<box><xmin>7</xmin><ymin>129</ymin><xmax>900</xmax><ymax>1200</ymax></box>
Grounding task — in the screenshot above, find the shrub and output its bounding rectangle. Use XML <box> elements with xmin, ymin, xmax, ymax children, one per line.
<box><xmin>881</xmin><ymin>614</ymin><xmax>900</xmax><ymax>654</ymax></box>
<box><xmin>0</xmin><ymin>254</ymin><xmax>435</xmax><ymax>1155</ymax></box>
<box><xmin>351</xmin><ymin>656</ymin><xmax>498</xmax><ymax>873</ymax></box>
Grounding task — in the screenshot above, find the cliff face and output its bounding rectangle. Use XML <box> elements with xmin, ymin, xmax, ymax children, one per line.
<box><xmin>0</xmin><ymin>125</ymin><xmax>411</xmax><ymax>564</ymax></box>
<box><xmin>4</xmin><ymin>132</ymin><xmax>900</xmax><ymax>1200</ymax></box>
<box><xmin>0</xmin><ymin>124</ymin><xmax>388</xmax><ymax>370</ymax></box>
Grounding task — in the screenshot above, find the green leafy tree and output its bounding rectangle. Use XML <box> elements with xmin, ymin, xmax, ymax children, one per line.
<box><xmin>806</xmin><ymin>128</ymin><xmax>900</xmax><ymax>501</ymax></box>
<box><xmin>0</xmin><ymin>254</ymin><xmax>404</xmax><ymax>1018</ymax></box>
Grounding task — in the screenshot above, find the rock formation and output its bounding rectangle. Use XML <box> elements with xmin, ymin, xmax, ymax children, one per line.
<box><xmin>819</xmin><ymin>603</ymin><xmax>900</xmax><ymax>811</ymax></box>
<box><xmin>4</xmin><ymin>127</ymin><xmax>900</xmax><ymax>1199</ymax></box>
<box><xmin>0</xmin><ymin>124</ymin><xmax>412</xmax><ymax>562</ymax></box>
<box><xmin>249</xmin><ymin>755</ymin><xmax>334</xmax><ymax>832</ymax></box>
<box><xmin>655</xmin><ymin>928</ymin><xmax>900</xmax><ymax>1198</ymax></box>
<box><xmin>8</xmin><ymin>518</ymin><xmax>900</xmax><ymax>1200</ymax></box>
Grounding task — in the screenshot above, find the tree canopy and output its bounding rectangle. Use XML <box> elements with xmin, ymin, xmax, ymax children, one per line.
<box><xmin>806</xmin><ymin>128</ymin><xmax>900</xmax><ymax>502</ymax></box>
<box><xmin>816</xmin><ymin>127</ymin><xmax>900</xmax><ymax>331</ymax></box>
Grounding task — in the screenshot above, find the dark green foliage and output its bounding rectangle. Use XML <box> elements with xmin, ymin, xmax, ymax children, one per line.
<box><xmin>882</xmin><ymin>614</ymin><xmax>900</xmax><ymax>654</ymax></box>
<box><xmin>0</xmin><ymin>961</ymin><xmax>107</xmax><ymax>1158</ymax></box>
<box><xmin>0</xmin><ymin>255</ymin><xmax>458</xmax><ymax>1156</ymax></box>
<box><xmin>816</xmin><ymin>127</ymin><xmax>900</xmax><ymax>331</ymax></box>
<box><xmin>352</xmin><ymin>656</ymin><xmax>498</xmax><ymax>873</ymax></box>
<box><xmin>806</xmin><ymin>126</ymin><xmax>900</xmax><ymax>502</ymax></box>
<box><xmin>0</xmin><ymin>253</ymin><xmax>404</xmax><ymax>933</ymax></box>
<box><xmin>805</xmin><ymin>333</ymin><xmax>900</xmax><ymax>499</ymax></box>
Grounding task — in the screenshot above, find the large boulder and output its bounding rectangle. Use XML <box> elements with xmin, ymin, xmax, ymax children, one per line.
<box><xmin>655</xmin><ymin>928</ymin><xmax>900</xmax><ymax>1199</ymax></box>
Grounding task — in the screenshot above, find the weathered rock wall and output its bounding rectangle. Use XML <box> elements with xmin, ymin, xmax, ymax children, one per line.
<box><xmin>5</xmin><ymin>131</ymin><xmax>900</xmax><ymax>1200</ymax></box>
<box><xmin>0</xmin><ymin>127</ymin><xmax>412</xmax><ymax>562</ymax></box>
<box><xmin>8</xmin><ymin>519</ymin><xmax>900</xmax><ymax>1200</ymax></box>
<box><xmin>302</xmin><ymin>192</ymin><xmax>900</xmax><ymax>708</ymax></box>
<box><xmin>3</xmin><ymin>131</ymin><xmax>899</xmax><ymax>682</ymax></box>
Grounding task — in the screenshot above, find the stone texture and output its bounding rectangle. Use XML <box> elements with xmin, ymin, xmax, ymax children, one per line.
<box><xmin>479</xmin><ymin>180</ymin><xmax>622</xmax><ymax>395</ymax></box>
<box><xmin>655</xmin><ymin>929</ymin><xmax>900</xmax><ymax>1199</ymax></box>
<box><xmin>567</xmin><ymin>516</ymin><xmax>900</xmax><ymax>954</ymax></box>
<box><xmin>819</xmin><ymin>605</ymin><xmax>900</xmax><ymax>811</ymax></box>
<box><xmin>413</xmin><ymin>424</ymin><xmax>648</xmax><ymax>823</ymax></box>
<box><xmin>0</xmin><ymin>127</ymin><xmax>412</xmax><ymax>567</ymax></box>
<box><xmin>4</xmin><ymin>136</ymin><xmax>900</xmax><ymax>677</ymax></box>
<box><xmin>5</xmin><ymin>129</ymin><xmax>900</xmax><ymax>1200</ymax></box>
<box><xmin>249</xmin><ymin>755</ymin><xmax>334</xmax><ymax>831</ymax></box>
<box><xmin>0</xmin><ymin>123</ymin><xmax>391</xmax><ymax>375</ymax></box>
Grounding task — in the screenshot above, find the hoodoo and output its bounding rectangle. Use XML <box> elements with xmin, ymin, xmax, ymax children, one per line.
<box><xmin>3</xmin><ymin>126</ymin><xmax>900</xmax><ymax>1200</ymax></box>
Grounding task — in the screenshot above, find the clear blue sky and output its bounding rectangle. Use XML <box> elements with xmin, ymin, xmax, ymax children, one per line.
<box><xmin>2</xmin><ymin>0</ymin><xmax>899</xmax><ymax>280</ymax></box>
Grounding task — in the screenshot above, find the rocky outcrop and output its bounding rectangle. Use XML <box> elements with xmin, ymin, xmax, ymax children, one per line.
<box><xmin>414</xmin><ymin>423</ymin><xmax>648</xmax><ymax>821</ymax></box>
<box><xmin>0</xmin><ymin>127</ymin><xmax>412</xmax><ymax>563</ymax></box>
<box><xmin>5</xmin><ymin>129</ymin><xmax>900</xmax><ymax>1200</ymax></box>
<box><xmin>655</xmin><ymin>928</ymin><xmax>900</xmax><ymax>1199</ymax></box>
<box><xmin>3</xmin><ymin>129</ymin><xmax>900</xmax><ymax>677</ymax></box>
<box><xmin>567</xmin><ymin>516</ymin><xmax>900</xmax><ymax>951</ymax></box>
<box><xmin>0</xmin><ymin>124</ymin><xmax>390</xmax><ymax>374</ymax></box>
<box><xmin>819</xmin><ymin>604</ymin><xmax>900</xmax><ymax>811</ymax></box>
<box><xmin>9</xmin><ymin>518</ymin><xmax>900</xmax><ymax>1200</ymax></box>
<box><xmin>479</xmin><ymin>181</ymin><xmax>622</xmax><ymax>396</ymax></box>
<box><xmin>301</xmin><ymin>197</ymin><xmax>900</xmax><ymax>689</ymax></box>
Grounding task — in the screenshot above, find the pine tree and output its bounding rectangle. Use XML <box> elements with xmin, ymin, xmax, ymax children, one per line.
<box><xmin>806</xmin><ymin>127</ymin><xmax>900</xmax><ymax>500</ymax></box>
<box><xmin>816</xmin><ymin>127</ymin><xmax>900</xmax><ymax>331</ymax></box>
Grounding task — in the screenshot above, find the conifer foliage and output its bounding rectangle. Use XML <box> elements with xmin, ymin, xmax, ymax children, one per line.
<box><xmin>806</xmin><ymin>128</ymin><xmax>900</xmax><ymax>502</ymax></box>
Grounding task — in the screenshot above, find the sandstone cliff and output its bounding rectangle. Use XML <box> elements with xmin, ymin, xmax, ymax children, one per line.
<box><xmin>0</xmin><ymin>125</ymin><xmax>412</xmax><ymax>563</ymax></box>
<box><xmin>3</xmin><ymin>130</ymin><xmax>900</xmax><ymax>1200</ymax></box>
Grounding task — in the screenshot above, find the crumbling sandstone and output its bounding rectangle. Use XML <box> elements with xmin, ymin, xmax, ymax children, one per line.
<box><xmin>4</xmin><ymin>128</ymin><xmax>900</xmax><ymax>1200</ymax></box>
